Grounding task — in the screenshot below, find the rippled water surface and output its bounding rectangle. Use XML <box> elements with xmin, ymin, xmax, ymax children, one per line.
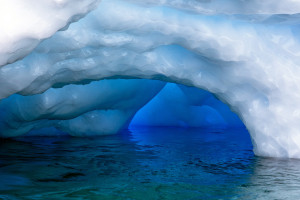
<box><xmin>1</xmin><ymin>127</ymin><xmax>300</xmax><ymax>199</ymax></box>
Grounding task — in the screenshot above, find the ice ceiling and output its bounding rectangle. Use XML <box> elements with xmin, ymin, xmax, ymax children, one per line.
<box><xmin>1</xmin><ymin>0</ymin><xmax>300</xmax><ymax>158</ymax></box>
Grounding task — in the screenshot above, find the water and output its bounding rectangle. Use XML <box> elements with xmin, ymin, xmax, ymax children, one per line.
<box><xmin>0</xmin><ymin>127</ymin><xmax>300</xmax><ymax>199</ymax></box>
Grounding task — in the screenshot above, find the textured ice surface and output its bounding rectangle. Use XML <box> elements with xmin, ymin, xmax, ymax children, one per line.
<box><xmin>0</xmin><ymin>0</ymin><xmax>101</xmax><ymax>67</ymax></box>
<box><xmin>1</xmin><ymin>0</ymin><xmax>300</xmax><ymax>158</ymax></box>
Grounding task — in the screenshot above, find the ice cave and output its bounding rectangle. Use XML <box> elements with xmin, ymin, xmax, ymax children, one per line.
<box><xmin>2</xmin><ymin>0</ymin><xmax>300</xmax><ymax>159</ymax></box>
<box><xmin>3</xmin><ymin>0</ymin><xmax>300</xmax><ymax>199</ymax></box>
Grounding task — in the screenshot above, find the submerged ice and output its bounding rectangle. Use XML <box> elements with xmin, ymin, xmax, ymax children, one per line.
<box><xmin>1</xmin><ymin>0</ymin><xmax>300</xmax><ymax>158</ymax></box>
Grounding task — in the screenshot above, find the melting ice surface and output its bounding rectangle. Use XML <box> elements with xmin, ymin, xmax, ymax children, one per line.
<box><xmin>1</xmin><ymin>127</ymin><xmax>300</xmax><ymax>200</ymax></box>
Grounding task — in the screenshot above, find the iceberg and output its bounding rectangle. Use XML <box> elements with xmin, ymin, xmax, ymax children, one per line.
<box><xmin>1</xmin><ymin>0</ymin><xmax>300</xmax><ymax>158</ymax></box>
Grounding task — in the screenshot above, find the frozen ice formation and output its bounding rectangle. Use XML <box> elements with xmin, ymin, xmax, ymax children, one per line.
<box><xmin>1</xmin><ymin>0</ymin><xmax>300</xmax><ymax>158</ymax></box>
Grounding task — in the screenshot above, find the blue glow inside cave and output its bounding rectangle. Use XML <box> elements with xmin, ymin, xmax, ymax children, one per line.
<box><xmin>130</xmin><ymin>83</ymin><xmax>244</xmax><ymax>129</ymax></box>
<box><xmin>16</xmin><ymin>81</ymin><xmax>245</xmax><ymax>137</ymax></box>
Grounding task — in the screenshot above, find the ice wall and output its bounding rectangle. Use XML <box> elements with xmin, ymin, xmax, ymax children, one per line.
<box><xmin>1</xmin><ymin>0</ymin><xmax>300</xmax><ymax>158</ymax></box>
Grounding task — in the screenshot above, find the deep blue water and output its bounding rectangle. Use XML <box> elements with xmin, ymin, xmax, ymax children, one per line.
<box><xmin>0</xmin><ymin>127</ymin><xmax>300</xmax><ymax>199</ymax></box>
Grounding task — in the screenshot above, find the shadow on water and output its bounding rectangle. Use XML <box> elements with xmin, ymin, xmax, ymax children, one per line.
<box><xmin>0</xmin><ymin>127</ymin><xmax>299</xmax><ymax>199</ymax></box>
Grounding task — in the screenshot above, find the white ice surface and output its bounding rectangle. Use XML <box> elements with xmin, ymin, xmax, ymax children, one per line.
<box><xmin>0</xmin><ymin>0</ymin><xmax>101</xmax><ymax>66</ymax></box>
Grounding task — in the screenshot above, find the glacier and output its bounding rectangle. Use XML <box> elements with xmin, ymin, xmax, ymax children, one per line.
<box><xmin>1</xmin><ymin>0</ymin><xmax>300</xmax><ymax>158</ymax></box>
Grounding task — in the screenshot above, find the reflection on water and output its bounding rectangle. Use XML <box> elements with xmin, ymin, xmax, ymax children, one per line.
<box><xmin>0</xmin><ymin>127</ymin><xmax>299</xmax><ymax>199</ymax></box>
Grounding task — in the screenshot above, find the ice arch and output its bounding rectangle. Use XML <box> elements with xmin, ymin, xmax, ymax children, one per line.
<box><xmin>1</xmin><ymin>0</ymin><xmax>300</xmax><ymax>158</ymax></box>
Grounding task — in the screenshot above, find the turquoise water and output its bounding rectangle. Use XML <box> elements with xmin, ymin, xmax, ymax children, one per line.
<box><xmin>0</xmin><ymin>127</ymin><xmax>300</xmax><ymax>199</ymax></box>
